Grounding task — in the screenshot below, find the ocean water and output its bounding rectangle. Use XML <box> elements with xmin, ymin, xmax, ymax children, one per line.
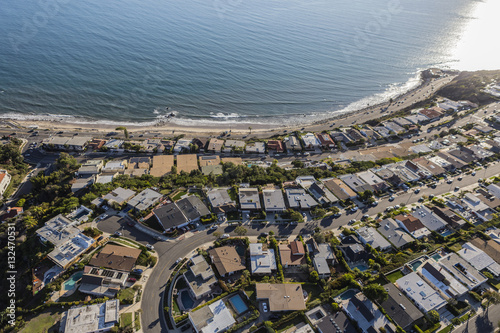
<box><xmin>0</xmin><ymin>0</ymin><xmax>498</xmax><ymax>127</ymax></box>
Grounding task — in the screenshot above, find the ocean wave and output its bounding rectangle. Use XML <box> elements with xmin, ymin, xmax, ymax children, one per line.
<box><xmin>0</xmin><ymin>70</ymin><xmax>425</xmax><ymax>129</ymax></box>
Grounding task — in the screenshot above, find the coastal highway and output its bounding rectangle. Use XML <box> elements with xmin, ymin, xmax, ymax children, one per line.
<box><xmin>93</xmin><ymin>161</ymin><xmax>500</xmax><ymax>333</ymax></box>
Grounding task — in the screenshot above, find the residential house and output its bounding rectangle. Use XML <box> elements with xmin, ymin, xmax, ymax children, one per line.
<box><xmin>345</xmin><ymin>128</ymin><xmax>364</xmax><ymax>141</ymax></box>
<box><xmin>420</xmin><ymin>260</ymin><xmax>467</xmax><ymax>298</ymax></box>
<box><xmin>339</xmin><ymin>236</ymin><xmax>373</xmax><ymax>267</ymax></box>
<box><xmin>428</xmin><ymin>205</ymin><xmax>466</xmax><ymax>229</ymax></box>
<box><xmin>343</xmin><ymin>292</ymin><xmax>396</xmax><ymax>333</ymax></box>
<box><xmin>153</xmin><ymin>196</ymin><xmax>210</xmax><ymax>231</ymax></box>
<box><xmin>339</xmin><ymin>174</ymin><xmax>373</xmax><ymax>193</ymax></box>
<box><xmin>461</xmin><ymin>193</ymin><xmax>495</xmax><ymax>222</ymax></box>
<box><xmin>321</xmin><ymin>178</ymin><xmax>357</xmax><ymax>200</ymax></box>
<box><xmin>245</xmin><ymin>141</ymin><xmax>266</xmax><ymax>154</ymax></box>
<box><xmin>404</xmin><ymin>113</ymin><xmax>429</xmax><ymax>125</ymax></box>
<box><xmin>301</xmin><ymin>133</ymin><xmax>321</xmax><ymax>150</ymax></box>
<box><xmin>191</xmin><ymin>138</ymin><xmax>207</xmax><ymax>152</ymax></box>
<box><xmin>437</xmin><ymin>253</ymin><xmax>487</xmax><ymax>290</ymax></box>
<box><xmin>394</xmin><ymin>214</ymin><xmax>431</xmax><ymax>239</ymax></box>
<box><xmin>316</xmin><ymin>311</ymin><xmax>357</xmax><ymax>333</ymax></box>
<box><xmin>0</xmin><ymin>171</ymin><xmax>12</xmax><ymax>198</ymax></box>
<box><xmin>36</xmin><ymin>214</ymin><xmax>95</xmax><ymax>269</ymax></box>
<box><xmin>462</xmin><ymin>144</ymin><xmax>494</xmax><ymax>160</ymax></box>
<box><xmin>79</xmin><ymin>266</ymin><xmax>128</xmax><ymax>297</ymax></box>
<box><xmin>88</xmin><ymin>244</ymin><xmax>141</xmax><ymax>272</ymax></box>
<box><xmin>487</xmin><ymin>184</ymin><xmax>500</xmax><ymax>199</ymax></box>
<box><xmin>309</xmin><ymin>241</ymin><xmax>335</xmax><ymax>279</ymax></box>
<box><xmin>383</xmin><ymin>121</ymin><xmax>405</xmax><ymax>134</ymax></box>
<box><xmin>447</xmin><ymin>148</ymin><xmax>475</xmax><ymax>164</ymax></box>
<box><xmin>458</xmin><ymin>243</ymin><xmax>500</xmax><ymax>277</ymax></box>
<box><xmin>419</xmin><ymin>107</ymin><xmax>443</xmax><ymax>122</ymax></box>
<box><xmin>412</xmin><ymin>206</ymin><xmax>448</xmax><ymax>231</ymax></box>
<box><xmin>127</xmin><ymin>188</ymin><xmax>162</xmax><ymax>212</ymax></box>
<box><xmin>208</xmin><ymin>246</ymin><xmax>245</xmax><ymax>277</ymax></box>
<box><xmin>377</xmin><ymin>218</ymin><xmax>413</xmax><ymax>249</ymax></box>
<box><xmin>189</xmin><ymin>300</ymin><xmax>235</xmax><ymax>333</ymax></box>
<box><xmin>386</xmin><ymin>162</ymin><xmax>421</xmax><ymax>184</ymax></box>
<box><xmin>207</xmin><ymin>138</ymin><xmax>224</xmax><ymax>152</ymax></box>
<box><xmin>207</xmin><ymin>188</ymin><xmax>237</xmax><ymax>214</ymax></box>
<box><xmin>392</xmin><ymin>117</ymin><xmax>413</xmax><ymax>127</ymax></box>
<box><xmin>250</xmin><ymin>243</ymin><xmax>277</xmax><ymax>275</ymax></box>
<box><xmin>427</xmin><ymin>155</ymin><xmax>455</xmax><ymax>172</ymax></box>
<box><xmin>103</xmin><ymin>139</ymin><xmax>124</xmax><ymax>151</ymax></box>
<box><xmin>284</xmin><ymin>135</ymin><xmax>302</xmax><ymax>151</ymax></box>
<box><xmin>173</xmin><ymin>138</ymin><xmax>192</xmax><ymax>153</ymax></box>
<box><xmin>102</xmin><ymin>160</ymin><xmax>127</xmax><ymax>173</ymax></box>
<box><xmin>183</xmin><ymin>255</ymin><xmax>218</xmax><ymax>299</ymax></box>
<box><xmin>307</xmin><ymin>181</ymin><xmax>338</xmax><ymax>205</ymax></box>
<box><xmin>102</xmin><ymin>187</ymin><xmax>136</xmax><ymax>207</ymax></box>
<box><xmin>357</xmin><ymin>170</ymin><xmax>389</xmax><ymax>192</ymax></box>
<box><xmin>437</xmin><ymin>152</ymin><xmax>468</xmax><ymax>170</ymax></box>
<box><xmin>395</xmin><ymin>272</ymin><xmax>447</xmax><ymax>313</ymax></box>
<box><xmin>262</xmin><ymin>188</ymin><xmax>287</xmax><ymax>212</ymax></box>
<box><xmin>380</xmin><ymin>283</ymin><xmax>423</xmax><ymax>331</ymax></box>
<box><xmin>267</xmin><ymin>140</ymin><xmax>284</xmax><ymax>153</ymax></box>
<box><xmin>128</xmin><ymin>157</ymin><xmax>150</xmax><ymax>169</ymax></box>
<box><xmin>60</xmin><ymin>300</ymin><xmax>119</xmax><ymax>333</ymax></box>
<box><xmin>285</xmin><ymin>188</ymin><xmax>318</xmax><ymax>209</ymax></box>
<box><xmin>315</xmin><ymin>133</ymin><xmax>335</xmax><ymax>149</ymax></box>
<box><xmin>176</xmin><ymin>154</ymin><xmax>199</xmax><ymax>173</ymax></box>
<box><xmin>330</xmin><ymin>131</ymin><xmax>353</xmax><ymax>143</ymax></box>
<box><xmin>149</xmin><ymin>155</ymin><xmax>175</xmax><ymax>177</ymax></box>
<box><xmin>476</xmin><ymin>190</ymin><xmax>500</xmax><ymax>210</ymax></box>
<box><xmin>279</xmin><ymin>240</ymin><xmax>306</xmax><ymax>268</ymax></box>
<box><xmin>373</xmin><ymin>126</ymin><xmax>392</xmax><ymax>138</ymax></box>
<box><xmin>199</xmin><ymin>155</ymin><xmax>221</xmax><ymax>167</ymax></box>
<box><xmin>405</xmin><ymin>160</ymin><xmax>432</xmax><ymax>179</ymax></box>
<box><xmin>412</xmin><ymin>157</ymin><xmax>446</xmax><ymax>176</ymax></box>
<box><xmin>87</xmin><ymin>138</ymin><xmax>106</xmax><ymax>150</ymax></box>
<box><xmin>356</xmin><ymin>226</ymin><xmax>392</xmax><ymax>251</ymax></box>
<box><xmin>256</xmin><ymin>283</ymin><xmax>306</xmax><ymax>311</ymax></box>
<box><xmin>239</xmin><ymin>188</ymin><xmax>261</xmax><ymax>210</ymax></box>
<box><xmin>224</xmin><ymin>139</ymin><xmax>245</xmax><ymax>152</ymax></box>
<box><xmin>470</xmin><ymin>237</ymin><xmax>500</xmax><ymax>268</ymax></box>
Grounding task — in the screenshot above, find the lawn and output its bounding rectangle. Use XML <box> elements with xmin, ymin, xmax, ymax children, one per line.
<box><xmin>386</xmin><ymin>270</ymin><xmax>404</xmax><ymax>283</ymax></box>
<box><xmin>135</xmin><ymin>311</ymin><xmax>141</xmax><ymax>330</ymax></box>
<box><xmin>117</xmin><ymin>288</ymin><xmax>136</xmax><ymax>304</ymax></box>
<box><xmin>120</xmin><ymin>312</ymin><xmax>133</xmax><ymax>328</ymax></box>
<box><xmin>20</xmin><ymin>310</ymin><xmax>62</xmax><ymax>333</ymax></box>
<box><xmin>437</xmin><ymin>324</ymin><xmax>454</xmax><ymax>333</ymax></box>
<box><xmin>244</xmin><ymin>286</ymin><xmax>255</xmax><ymax>300</ymax></box>
<box><xmin>275</xmin><ymin>315</ymin><xmax>305</xmax><ymax>332</ymax></box>
<box><xmin>172</xmin><ymin>191</ymin><xmax>187</xmax><ymax>201</ymax></box>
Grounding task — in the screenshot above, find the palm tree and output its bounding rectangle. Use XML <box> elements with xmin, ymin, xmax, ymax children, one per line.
<box><xmin>116</xmin><ymin>126</ymin><xmax>129</xmax><ymax>139</ymax></box>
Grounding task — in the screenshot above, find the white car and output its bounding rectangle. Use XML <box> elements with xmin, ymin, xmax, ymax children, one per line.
<box><xmin>220</xmin><ymin>234</ymin><xmax>230</xmax><ymax>239</ymax></box>
<box><xmin>146</xmin><ymin>244</ymin><xmax>154</xmax><ymax>250</ymax></box>
<box><xmin>114</xmin><ymin>231</ymin><xmax>122</xmax><ymax>237</ymax></box>
<box><xmin>210</xmin><ymin>224</ymin><xmax>218</xmax><ymax>230</ymax></box>
<box><xmin>262</xmin><ymin>303</ymin><xmax>268</xmax><ymax>312</ymax></box>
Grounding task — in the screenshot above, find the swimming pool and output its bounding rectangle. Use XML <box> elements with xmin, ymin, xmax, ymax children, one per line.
<box><xmin>410</xmin><ymin>260</ymin><xmax>423</xmax><ymax>271</ymax></box>
<box><xmin>229</xmin><ymin>294</ymin><xmax>248</xmax><ymax>314</ymax></box>
<box><xmin>352</xmin><ymin>263</ymin><xmax>369</xmax><ymax>272</ymax></box>
<box><xmin>432</xmin><ymin>254</ymin><xmax>442</xmax><ymax>261</ymax></box>
<box><xmin>179</xmin><ymin>290</ymin><xmax>195</xmax><ymax>309</ymax></box>
<box><xmin>63</xmin><ymin>271</ymin><xmax>83</xmax><ymax>290</ymax></box>
<box><xmin>338</xmin><ymin>289</ymin><xmax>358</xmax><ymax>301</ymax></box>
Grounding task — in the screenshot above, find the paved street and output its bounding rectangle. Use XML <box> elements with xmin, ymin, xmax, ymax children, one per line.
<box><xmin>453</xmin><ymin>303</ymin><xmax>500</xmax><ymax>333</ymax></box>
<box><xmin>89</xmin><ymin>161</ymin><xmax>500</xmax><ymax>332</ymax></box>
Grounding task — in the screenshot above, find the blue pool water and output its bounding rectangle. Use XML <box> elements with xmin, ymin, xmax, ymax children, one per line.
<box><xmin>180</xmin><ymin>290</ymin><xmax>195</xmax><ymax>309</ymax></box>
<box><xmin>353</xmin><ymin>264</ymin><xmax>369</xmax><ymax>272</ymax></box>
<box><xmin>432</xmin><ymin>254</ymin><xmax>442</xmax><ymax>261</ymax></box>
<box><xmin>410</xmin><ymin>260</ymin><xmax>423</xmax><ymax>271</ymax></box>
<box><xmin>63</xmin><ymin>271</ymin><xmax>83</xmax><ymax>290</ymax></box>
<box><xmin>229</xmin><ymin>295</ymin><xmax>248</xmax><ymax>315</ymax></box>
<box><xmin>339</xmin><ymin>289</ymin><xmax>358</xmax><ymax>301</ymax></box>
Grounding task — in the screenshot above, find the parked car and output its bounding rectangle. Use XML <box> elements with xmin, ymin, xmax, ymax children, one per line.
<box><xmin>471</xmin><ymin>171</ymin><xmax>476</xmax><ymax>176</ymax></box>
<box><xmin>100</xmin><ymin>214</ymin><xmax>108</xmax><ymax>220</ymax></box>
<box><xmin>128</xmin><ymin>278</ymin><xmax>137</xmax><ymax>282</ymax></box>
<box><xmin>220</xmin><ymin>234</ymin><xmax>230</xmax><ymax>239</ymax></box>
<box><xmin>114</xmin><ymin>231</ymin><xmax>122</xmax><ymax>237</ymax></box>
<box><xmin>146</xmin><ymin>244</ymin><xmax>154</xmax><ymax>250</ymax></box>
<box><xmin>414</xmin><ymin>189</ymin><xmax>420</xmax><ymax>194</ymax></box>
<box><xmin>262</xmin><ymin>303</ymin><xmax>268</xmax><ymax>312</ymax></box>
<box><xmin>454</xmin><ymin>186</ymin><xmax>460</xmax><ymax>191</ymax></box>
<box><xmin>447</xmin><ymin>179</ymin><xmax>453</xmax><ymax>184</ymax></box>
<box><xmin>389</xmin><ymin>196</ymin><xmax>395</xmax><ymax>201</ymax></box>
<box><xmin>362</xmin><ymin>214</ymin><xmax>369</xmax><ymax>220</ymax></box>
<box><xmin>371</xmin><ymin>201</ymin><xmax>378</xmax><ymax>206</ymax></box>
<box><xmin>133</xmin><ymin>269</ymin><xmax>143</xmax><ymax>275</ymax></box>
<box><xmin>348</xmin><ymin>219</ymin><xmax>356</xmax><ymax>225</ymax></box>
<box><xmin>175</xmin><ymin>258</ymin><xmax>183</xmax><ymax>264</ymax></box>
<box><xmin>458</xmin><ymin>176</ymin><xmax>463</xmax><ymax>181</ymax></box>
<box><xmin>127</xmin><ymin>221</ymin><xmax>135</xmax><ymax>227</ymax></box>
<box><xmin>394</xmin><ymin>205</ymin><xmax>400</xmax><ymax>209</ymax></box>
<box><xmin>210</xmin><ymin>224</ymin><xmax>218</xmax><ymax>230</ymax></box>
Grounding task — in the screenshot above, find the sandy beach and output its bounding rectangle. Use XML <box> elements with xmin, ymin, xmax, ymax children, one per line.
<box><xmin>7</xmin><ymin>72</ymin><xmax>457</xmax><ymax>140</ymax></box>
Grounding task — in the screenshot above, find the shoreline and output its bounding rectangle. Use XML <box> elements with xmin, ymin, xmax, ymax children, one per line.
<box><xmin>2</xmin><ymin>69</ymin><xmax>457</xmax><ymax>139</ymax></box>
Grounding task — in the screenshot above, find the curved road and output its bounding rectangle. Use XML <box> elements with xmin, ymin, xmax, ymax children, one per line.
<box><xmin>97</xmin><ymin>161</ymin><xmax>500</xmax><ymax>332</ymax></box>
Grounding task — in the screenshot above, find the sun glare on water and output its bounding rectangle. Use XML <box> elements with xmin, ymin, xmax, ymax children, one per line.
<box><xmin>452</xmin><ymin>0</ymin><xmax>500</xmax><ymax>71</ymax></box>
